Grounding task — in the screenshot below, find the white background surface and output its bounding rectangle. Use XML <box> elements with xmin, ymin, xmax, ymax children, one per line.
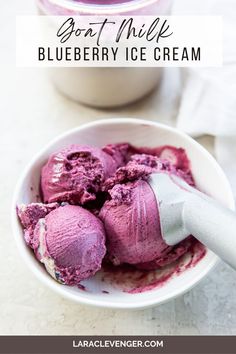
<box><xmin>0</xmin><ymin>0</ymin><xmax>235</xmax><ymax>335</ymax></box>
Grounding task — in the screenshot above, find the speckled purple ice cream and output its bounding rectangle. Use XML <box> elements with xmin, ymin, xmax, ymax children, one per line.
<box><xmin>99</xmin><ymin>146</ymin><xmax>195</xmax><ymax>268</ymax></box>
<box><xmin>41</xmin><ymin>144</ymin><xmax>128</xmax><ymax>205</ymax></box>
<box><xmin>18</xmin><ymin>204</ymin><xmax>106</xmax><ymax>285</ymax></box>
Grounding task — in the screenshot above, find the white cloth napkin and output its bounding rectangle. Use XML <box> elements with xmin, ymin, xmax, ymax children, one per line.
<box><xmin>172</xmin><ymin>0</ymin><xmax>236</xmax><ymax>197</ymax></box>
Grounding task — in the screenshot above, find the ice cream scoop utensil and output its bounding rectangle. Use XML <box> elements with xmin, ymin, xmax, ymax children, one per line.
<box><xmin>148</xmin><ymin>173</ymin><xmax>236</xmax><ymax>270</ymax></box>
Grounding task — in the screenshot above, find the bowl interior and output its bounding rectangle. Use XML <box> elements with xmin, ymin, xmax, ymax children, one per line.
<box><xmin>13</xmin><ymin>119</ymin><xmax>234</xmax><ymax>309</ymax></box>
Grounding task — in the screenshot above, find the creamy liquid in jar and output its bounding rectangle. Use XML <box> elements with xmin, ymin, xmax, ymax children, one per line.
<box><xmin>37</xmin><ymin>0</ymin><xmax>172</xmax><ymax>107</ymax></box>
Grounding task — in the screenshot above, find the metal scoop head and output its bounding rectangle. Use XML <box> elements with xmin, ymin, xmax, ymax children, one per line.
<box><xmin>147</xmin><ymin>172</ymin><xmax>236</xmax><ymax>270</ymax></box>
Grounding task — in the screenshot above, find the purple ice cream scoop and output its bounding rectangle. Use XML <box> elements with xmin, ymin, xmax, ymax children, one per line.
<box><xmin>100</xmin><ymin>147</ymin><xmax>195</xmax><ymax>267</ymax></box>
<box><xmin>99</xmin><ymin>179</ymin><xmax>168</xmax><ymax>265</ymax></box>
<box><xmin>18</xmin><ymin>204</ymin><xmax>106</xmax><ymax>285</ymax></box>
<box><xmin>103</xmin><ymin>148</ymin><xmax>194</xmax><ymax>191</ymax></box>
<box><xmin>41</xmin><ymin>144</ymin><xmax>128</xmax><ymax>205</ymax></box>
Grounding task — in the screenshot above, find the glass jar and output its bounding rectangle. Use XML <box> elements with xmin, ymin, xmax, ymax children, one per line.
<box><xmin>37</xmin><ymin>0</ymin><xmax>172</xmax><ymax>107</ymax></box>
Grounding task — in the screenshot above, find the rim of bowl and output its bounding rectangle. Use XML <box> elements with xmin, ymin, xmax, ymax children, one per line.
<box><xmin>12</xmin><ymin>118</ymin><xmax>235</xmax><ymax>309</ymax></box>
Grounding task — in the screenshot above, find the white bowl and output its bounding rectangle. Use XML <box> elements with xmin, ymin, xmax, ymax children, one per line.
<box><xmin>12</xmin><ymin>118</ymin><xmax>235</xmax><ymax>309</ymax></box>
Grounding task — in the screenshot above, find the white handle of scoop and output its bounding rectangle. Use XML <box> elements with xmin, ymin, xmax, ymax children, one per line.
<box><xmin>183</xmin><ymin>194</ymin><xmax>236</xmax><ymax>270</ymax></box>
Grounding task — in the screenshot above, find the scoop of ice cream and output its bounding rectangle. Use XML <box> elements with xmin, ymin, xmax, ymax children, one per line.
<box><xmin>32</xmin><ymin>205</ymin><xmax>106</xmax><ymax>285</ymax></box>
<box><xmin>103</xmin><ymin>152</ymin><xmax>194</xmax><ymax>191</ymax></box>
<box><xmin>41</xmin><ymin>144</ymin><xmax>127</xmax><ymax>205</ymax></box>
<box><xmin>17</xmin><ymin>203</ymin><xmax>106</xmax><ymax>285</ymax></box>
<box><xmin>100</xmin><ymin>147</ymin><xmax>195</xmax><ymax>268</ymax></box>
<box><xmin>99</xmin><ymin>179</ymin><xmax>170</xmax><ymax>265</ymax></box>
<box><xmin>129</xmin><ymin>145</ymin><xmax>192</xmax><ymax>173</ymax></box>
